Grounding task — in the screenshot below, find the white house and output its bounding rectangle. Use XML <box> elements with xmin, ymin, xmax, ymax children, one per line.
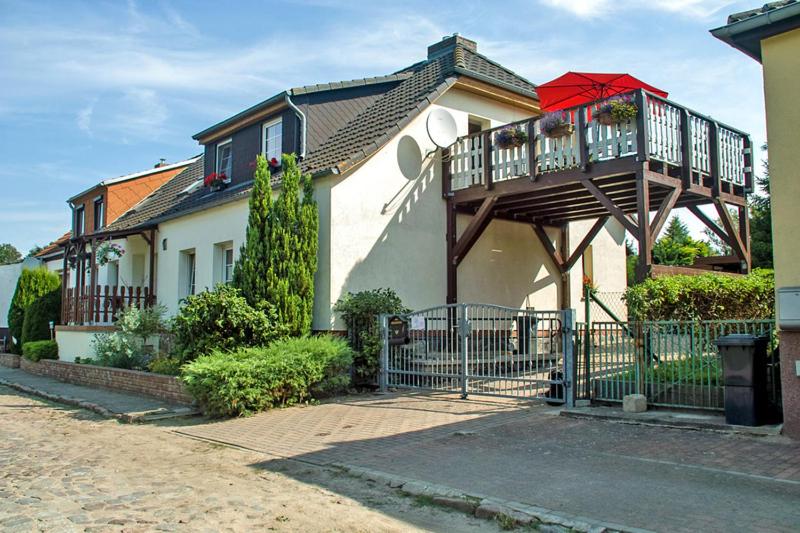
<box><xmin>55</xmin><ymin>35</ymin><xmax>629</xmax><ymax>361</ymax></box>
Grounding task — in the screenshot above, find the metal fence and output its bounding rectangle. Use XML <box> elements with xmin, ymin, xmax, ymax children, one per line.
<box><xmin>577</xmin><ymin>319</ymin><xmax>780</xmax><ymax>412</ymax></box>
<box><xmin>380</xmin><ymin>304</ymin><xmax>576</xmax><ymax>405</ymax></box>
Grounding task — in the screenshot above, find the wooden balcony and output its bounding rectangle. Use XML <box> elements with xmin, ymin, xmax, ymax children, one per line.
<box><xmin>63</xmin><ymin>284</ymin><xmax>155</xmax><ymax>326</ymax></box>
<box><xmin>442</xmin><ymin>90</ymin><xmax>752</xmax><ymax>303</ymax></box>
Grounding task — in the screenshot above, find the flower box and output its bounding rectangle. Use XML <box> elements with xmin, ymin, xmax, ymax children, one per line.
<box><xmin>495</xmin><ymin>126</ymin><xmax>528</xmax><ymax>149</ymax></box>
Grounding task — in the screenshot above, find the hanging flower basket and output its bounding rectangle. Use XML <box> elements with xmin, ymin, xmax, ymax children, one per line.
<box><xmin>495</xmin><ymin>126</ymin><xmax>528</xmax><ymax>149</ymax></box>
<box><xmin>203</xmin><ymin>172</ymin><xmax>228</xmax><ymax>191</ymax></box>
<box><xmin>594</xmin><ymin>95</ymin><xmax>638</xmax><ymax>126</ymax></box>
<box><xmin>540</xmin><ymin>112</ymin><xmax>574</xmax><ymax>139</ymax></box>
<box><xmin>96</xmin><ymin>242</ymin><xmax>125</xmax><ymax>267</ymax></box>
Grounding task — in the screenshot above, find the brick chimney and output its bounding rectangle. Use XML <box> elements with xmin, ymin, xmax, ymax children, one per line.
<box><xmin>427</xmin><ymin>33</ymin><xmax>477</xmax><ymax>60</ymax></box>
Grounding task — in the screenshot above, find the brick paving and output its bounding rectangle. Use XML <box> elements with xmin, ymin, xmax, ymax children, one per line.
<box><xmin>178</xmin><ymin>392</ymin><xmax>800</xmax><ymax>532</ymax></box>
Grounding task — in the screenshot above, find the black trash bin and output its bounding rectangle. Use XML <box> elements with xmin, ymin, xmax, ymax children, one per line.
<box><xmin>715</xmin><ymin>334</ymin><xmax>768</xmax><ymax>426</ymax></box>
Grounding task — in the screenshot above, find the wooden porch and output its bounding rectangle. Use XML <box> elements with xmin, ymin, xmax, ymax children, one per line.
<box><xmin>443</xmin><ymin>89</ymin><xmax>752</xmax><ymax>304</ymax></box>
<box><xmin>62</xmin><ymin>228</ymin><xmax>157</xmax><ymax>326</ymax></box>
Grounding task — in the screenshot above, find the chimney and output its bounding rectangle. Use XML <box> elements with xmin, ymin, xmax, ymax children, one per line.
<box><xmin>154</xmin><ymin>158</ymin><xmax>167</xmax><ymax>168</ymax></box>
<box><xmin>427</xmin><ymin>33</ymin><xmax>477</xmax><ymax>60</ymax></box>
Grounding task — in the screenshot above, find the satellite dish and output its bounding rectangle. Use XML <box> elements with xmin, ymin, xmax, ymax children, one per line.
<box><xmin>426</xmin><ymin>109</ymin><xmax>458</xmax><ymax>148</ymax></box>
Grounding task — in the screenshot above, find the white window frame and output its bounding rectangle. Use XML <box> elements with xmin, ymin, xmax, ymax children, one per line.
<box><xmin>216</xmin><ymin>139</ymin><xmax>233</xmax><ymax>182</ymax></box>
<box><xmin>262</xmin><ymin>118</ymin><xmax>283</xmax><ymax>163</ymax></box>
<box><xmin>188</xmin><ymin>252</ymin><xmax>196</xmax><ymax>296</ymax></box>
<box><xmin>74</xmin><ymin>206</ymin><xmax>85</xmax><ymax>236</ymax></box>
<box><xmin>93</xmin><ymin>195</ymin><xmax>104</xmax><ymax>231</ymax></box>
<box><xmin>223</xmin><ymin>246</ymin><xmax>234</xmax><ymax>284</ymax></box>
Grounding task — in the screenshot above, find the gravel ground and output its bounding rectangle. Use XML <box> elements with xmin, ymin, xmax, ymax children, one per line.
<box><xmin>0</xmin><ymin>386</ymin><xmax>499</xmax><ymax>533</ymax></box>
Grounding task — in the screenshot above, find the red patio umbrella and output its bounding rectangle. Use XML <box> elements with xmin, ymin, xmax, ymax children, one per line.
<box><xmin>536</xmin><ymin>72</ymin><xmax>668</xmax><ymax>111</ymax></box>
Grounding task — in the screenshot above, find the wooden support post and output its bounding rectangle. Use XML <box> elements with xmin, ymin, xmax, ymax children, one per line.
<box><xmin>577</xmin><ymin>107</ymin><xmax>588</xmax><ymax>172</ymax></box>
<box><xmin>452</xmin><ymin>196</ymin><xmax>497</xmax><ymax>266</ymax></box>
<box><xmin>148</xmin><ymin>228</ymin><xmax>156</xmax><ymax>305</ymax></box>
<box><xmin>709</xmin><ymin>121</ymin><xmax>721</xmax><ymax>196</ymax></box>
<box><xmin>61</xmin><ymin>243</ymin><xmax>70</xmax><ymax>325</ymax></box>
<box><xmin>679</xmin><ymin>108</ymin><xmax>693</xmax><ymax>188</ymax></box>
<box><xmin>714</xmin><ymin>199</ymin><xmax>748</xmax><ymax>268</ymax></box>
<box><xmin>583</xmin><ymin>180</ymin><xmax>639</xmax><ymax>236</ymax></box>
<box><xmin>483</xmin><ymin>131</ymin><xmax>493</xmax><ymax>190</ymax></box>
<box><xmin>649</xmin><ymin>185</ymin><xmax>682</xmax><ymax>241</ymax></box>
<box><xmin>89</xmin><ymin>238</ymin><xmax>97</xmax><ymax>324</ymax></box>
<box><xmin>560</xmin><ymin>224</ymin><xmax>571</xmax><ymax>310</ymax></box>
<box><xmin>565</xmin><ymin>216</ymin><xmax>609</xmax><ymax>272</ymax></box>
<box><xmin>443</xmin><ymin>147</ymin><xmax>458</xmax><ymax>305</ymax></box>
<box><xmin>635</xmin><ymin>171</ymin><xmax>652</xmax><ymax>282</ymax></box>
<box><xmin>739</xmin><ymin>204</ymin><xmax>751</xmax><ymax>273</ymax></box>
<box><xmin>687</xmin><ymin>205</ymin><xmax>733</xmax><ymax>249</ymax></box>
<box><xmin>527</xmin><ymin>119</ymin><xmax>537</xmax><ymax>181</ymax></box>
<box><xmin>743</xmin><ymin>134</ymin><xmax>754</xmax><ymax>193</ymax></box>
<box><xmin>532</xmin><ymin>224</ymin><xmax>565</xmax><ymax>274</ymax></box>
<box><xmin>634</xmin><ymin>90</ymin><xmax>650</xmax><ymax>163</ymax></box>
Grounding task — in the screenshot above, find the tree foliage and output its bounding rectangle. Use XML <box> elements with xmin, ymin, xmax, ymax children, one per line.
<box><xmin>7</xmin><ymin>268</ymin><xmax>60</xmax><ymax>354</ymax></box>
<box><xmin>0</xmin><ymin>243</ymin><xmax>22</xmax><ymax>265</ymax></box>
<box><xmin>233</xmin><ymin>153</ymin><xmax>318</xmax><ymax>336</ymax></box>
<box><xmin>21</xmin><ymin>287</ymin><xmax>61</xmax><ymax>345</ymax></box>
<box><xmin>652</xmin><ymin>217</ymin><xmax>710</xmax><ymax>266</ymax></box>
<box><xmin>750</xmin><ymin>151</ymin><xmax>772</xmax><ymax>269</ymax></box>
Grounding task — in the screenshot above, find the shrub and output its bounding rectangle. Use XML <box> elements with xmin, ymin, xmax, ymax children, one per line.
<box><xmin>21</xmin><ymin>288</ymin><xmax>61</xmax><ymax>345</ymax></box>
<box><xmin>7</xmin><ymin>268</ymin><xmax>60</xmax><ymax>353</ymax></box>
<box><xmin>181</xmin><ymin>335</ymin><xmax>353</xmax><ymax>417</ymax></box>
<box><xmin>91</xmin><ymin>305</ymin><xmax>169</xmax><ymax>370</ymax></box>
<box><xmin>148</xmin><ymin>356</ymin><xmax>183</xmax><ymax>376</ymax></box>
<box><xmin>624</xmin><ymin>269</ymin><xmax>774</xmax><ymax>321</ymax></box>
<box><xmin>172</xmin><ymin>284</ymin><xmax>286</xmax><ymax>363</ymax></box>
<box><xmin>333</xmin><ymin>288</ymin><xmax>409</xmax><ymax>384</ymax></box>
<box><xmin>22</xmin><ymin>340</ymin><xmax>58</xmax><ymax>362</ymax></box>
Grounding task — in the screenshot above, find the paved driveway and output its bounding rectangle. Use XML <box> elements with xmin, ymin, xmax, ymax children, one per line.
<box><xmin>177</xmin><ymin>392</ymin><xmax>800</xmax><ymax>533</ymax></box>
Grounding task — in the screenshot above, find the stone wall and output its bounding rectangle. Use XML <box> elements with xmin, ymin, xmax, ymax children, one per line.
<box><xmin>0</xmin><ymin>353</ymin><xmax>21</xmax><ymax>368</ymax></box>
<box><xmin>19</xmin><ymin>359</ymin><xmax>192</xmax><ymax>405</ymax></box>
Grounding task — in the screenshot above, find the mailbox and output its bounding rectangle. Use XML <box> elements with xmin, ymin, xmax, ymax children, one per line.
<box><xmin>778</xmin><ymin>287</ymin><xmax>800</xmax><ymax>330</ymax></box>
<box><xmin>387</xmin><ymin>315</ymin><xmax>410</xmax><ymax>346</ymax></box>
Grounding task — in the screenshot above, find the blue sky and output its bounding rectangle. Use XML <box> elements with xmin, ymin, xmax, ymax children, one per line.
<box><xmin>0</xmin><ymin>0</ymin><xmax>767</xmax><ymax>253</ymax></box>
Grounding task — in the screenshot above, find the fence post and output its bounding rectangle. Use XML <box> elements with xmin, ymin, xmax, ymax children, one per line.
<box><xmin>562</xmin><ymin>308</ymin><xmax>577</xmax><ymax>408</ymax></box>
<box><xmin>584</xmin><ymin>285</ymin><xmax>592</xmax><ymax>400</ymax></box>
<box><xmin>379</xmin><ymin>314</ymin><xmax>389</xmax><ymax>393</ymax></box>
<box><xmin>459</xmin><ymin>304</ymin><xmax>469</xmax><ymax>399</ymax></box>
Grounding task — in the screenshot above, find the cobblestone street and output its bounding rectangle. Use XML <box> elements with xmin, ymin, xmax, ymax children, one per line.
<box><xmin>0</xmin><ymin>386</ymin><xmax>499</xmax><ymax>533</ymax></box>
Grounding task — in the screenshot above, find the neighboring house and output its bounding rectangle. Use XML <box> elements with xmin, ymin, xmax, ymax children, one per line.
<box><xmin>712</xmin><ymin>0</ymin><xmax>800</xmax><ymax>438</ymax></box>
<box><xmin>56</xmin><ymin>34</ymin><xmax>751</xmax><ymax>363</ymax></box>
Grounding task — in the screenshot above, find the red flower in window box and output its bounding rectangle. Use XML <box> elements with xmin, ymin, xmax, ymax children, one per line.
<box><xmin>269</xmin><ymin>157</ymin><xmax>280</xmax><ymax>167</ymax></box>
<box><xmin>204</xmin><ymin>172</ymin><xmax>228</xmax><ymax>190</ymax></box>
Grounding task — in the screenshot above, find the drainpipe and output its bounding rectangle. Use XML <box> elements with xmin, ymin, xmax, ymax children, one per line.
<box><xmin>285</xmin><ymin>93</ymin><xmax>307</xmax><ymax>160</ymax></box>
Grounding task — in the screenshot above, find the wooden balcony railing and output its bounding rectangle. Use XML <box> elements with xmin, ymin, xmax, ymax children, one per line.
<box><xmin>63</xmin><ymin>285</ymin><xmax>155</xmax><ymax>325</ymax></box>
<box><xmin>447</xmin><ymin>90</ymin><xmax>752</xmax><ymax>194</ymax></box>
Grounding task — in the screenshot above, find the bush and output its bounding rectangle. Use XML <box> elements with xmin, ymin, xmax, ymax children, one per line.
<box><xmin>7</xmin><ymin>268</ymin><xmax>60</xmax><ymax>353</ymax></box>
<box><xmin>173</xmin><ymin>284</ymin><xmax>286</xmax><ymax>362</ymax></box>
<box><xmin>91</xmin><ymin>305</ymin><xmax>168</xmax><ymax>370</ymax></box>
<box><xmin>333</xmin><ymin>288</ymin><xmax>409</xmax><ymax>384</ymax></box>
<box><xmin>21</xmin><ymin>288</ymin><xmax>61</xmax><ymax>345</ymax></box>
<box><xmin>22</xmin><ymin>340</ymin><xmax>58</xmax><ymax>362</ymax></box>
<box><xmin>181</xmin><ymin>335</ymin><xmax>353</xmax><ymax>417</ymax></box>
<box><xmin>624</xmin><ymin>269</ymin><xmax>774</xmax><ymax>321</ymax></box>
<box><xmin>148</xmin><ymin>356</ymin><xmax>183</xmax><ymax>376</ymax></box>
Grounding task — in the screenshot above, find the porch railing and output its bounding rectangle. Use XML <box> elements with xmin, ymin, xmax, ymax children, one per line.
<box><xmin>63</xmin><ymin>285</ymin><xmax>155</xmax><ymax>325</ymax></box>
<box><xmin>447</xmin><ymin>90</ymin><xmax>752</xmax><ymax>193</ymax></box>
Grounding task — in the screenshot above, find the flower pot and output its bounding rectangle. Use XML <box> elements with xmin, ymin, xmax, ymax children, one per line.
<box><xmin>210</xmin><ymin>182</ymin><xmax>228</xmax><ymax>192</ymax></box>
<box><xmin>496</xmin><ymin>140</ymin><xmax>525</xmax><ymax>150</ymax></box>
<box><xmin>544</xmin><ymin>123</ymin><xmax>574</xmax><ymax>139</ymax></box>
<box><xmin>595</xmin><ymin>112</ymin><xmax>616</xmax><ymax>126</ymax></box>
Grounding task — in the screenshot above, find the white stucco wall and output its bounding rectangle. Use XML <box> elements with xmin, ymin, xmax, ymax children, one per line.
<box><xmin>54</xmin><ymin>329</ymin><xmax>96</xmax><ymax>362</ymax></box>
<box><xmin>155</xmin><ymin>199</ymin><xmax>249</xmax><ymax>316</ymax></box>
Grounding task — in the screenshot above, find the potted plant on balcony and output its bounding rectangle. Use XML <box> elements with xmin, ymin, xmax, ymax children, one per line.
<box><xmin>268</xmin><ymin>157</ymin><xmax>281</xmax><ymax>175</ymax></box>
<box><xmin>203</xmin><ymin>172</ymin><xmax>228</xmax><ymax>192</ymax></box>
<box><xmin>96</xmin><ymin>242</ymin><xmax>125</xmax><ymax>267</ymax></box>
<box><xmin>540</xmin><ymin>112</ymin><xmax>574</xmax><ymax>138</ymax></box>
<box><xmin>594</xmin><ymin>95</ymin><xmax>638</xmax><ymax>126</ymax></box>
<box><xmin>495</xmin><ymin>126</ymin><xmax>529</xmax><ymax>149</ymax></box>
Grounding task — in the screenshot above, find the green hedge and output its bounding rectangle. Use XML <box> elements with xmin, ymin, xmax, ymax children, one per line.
<box><xmin>173</xmin><ymin>284</ymin><xmax>286</xmax><ymax>362</ymax></box>
<box><xmin>181</xmin><ymin>335</ymin><xmax>353</xmax><ymax>417</ymax></box>
<box><xmin>22</xmin><ymin>340</ymin><xmax>58</xmax><ymax>362</ymax></box>
<box><xmin>624</xmin><ymin>269</ymin><xmax>774</xmax><ymax>321</ymax></box>
<box><xmin>7</xmin><ymin>268</ymin><xmax>60</xmax><ymax>354</ymax></box>
<box><xmin>21</xmin><ymin>288</ymin><xmax>61</xmax><ymax>345</ymax></box>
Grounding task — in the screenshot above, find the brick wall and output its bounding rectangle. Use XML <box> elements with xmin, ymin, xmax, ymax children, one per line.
<box><xmin>0</xmin><ymin>353</ymin><xmax>20</xmax><ymax>368</ymax></box>
<box><xmin>19</xmin><ymin>359</ymin><xmax>193</xmax><ymax>404</ymax></box>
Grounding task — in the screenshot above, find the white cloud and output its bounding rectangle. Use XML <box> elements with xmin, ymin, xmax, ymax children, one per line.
<box><xmin>77</xmin><ymin>102</ymin><xmax>94</xmax><ymax>134</ymax></box>
<box><xmin>540</xmin><ymin>0</ymin><xmax>610</xmax><ymax>17</ymax></box>
<box><xmin>540</xmin><ymin>0</ymin><xmax>734</xmax><ymax>19</ymax></box>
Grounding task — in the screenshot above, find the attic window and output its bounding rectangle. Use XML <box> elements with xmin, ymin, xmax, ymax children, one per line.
<box><xmin>262</xmin><ymin>119</ymin><xmax>282</xmax><ymax>164</ymax></box>
<box><xmin>216</xmin><ymin>139</ymin><xmax>232</xmax><ymax>181</ymax></box>
<box><xmin>93</xmin><ymin>196</ymin><xmax>104</xmax><ymax>231</ymax></box>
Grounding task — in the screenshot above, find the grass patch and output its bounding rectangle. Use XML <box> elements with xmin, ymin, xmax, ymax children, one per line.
<box><xmin>495</xmin><ymin>513</ymin><xmax>517</xmax><ymax>530</ymax></box>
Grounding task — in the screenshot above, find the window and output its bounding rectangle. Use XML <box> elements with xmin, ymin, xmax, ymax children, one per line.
<box><xmin>216</xmin><ymin>139</ymin><xmax>232</xmax><ymax>181</ymax></box>
<box><xmin>74</xmin><ymin>206</ymin><xmax>85</xmax><ymax>236</ymax></box>
<box><xmin>223</xmin><ymin>247</ymin><xmax>234</xmax><ymax>284</ymax></box>
<box><xmin>262</xmin><ymin>119</ymin><xmax>283</xmax><ymax>163</ymax></box>
<box><xmin>93</xmin><ymin>196</ymin><xmax>104</xmax><ymax>231</ymax></box>
<box><xmin>179</xmin><ymin>250</ymin><xmax>196</xmax><ymax>300</ymax></box>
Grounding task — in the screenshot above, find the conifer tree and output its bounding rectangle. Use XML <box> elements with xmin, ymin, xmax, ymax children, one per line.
<box><xmin>233</xmin><ymin>154</ymin><xmax>273</xmax><ymax>305</ymax></box>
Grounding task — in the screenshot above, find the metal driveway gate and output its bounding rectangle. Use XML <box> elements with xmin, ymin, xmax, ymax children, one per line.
<box><xmin>379</xmin><ymin>304</ymin><xmax>576</xmax><ymax>406</ymax></box>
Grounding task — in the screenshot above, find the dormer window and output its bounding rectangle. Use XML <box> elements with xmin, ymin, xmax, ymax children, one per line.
<box><xmin>74</xmin><ymin>205</ymin><xmax>85</xmax><ymax>237</ymax></box>
<box><xmin>262</xmin><ymin>119</ymin><xmax>282</xmax><ymax>163</ymax></box>
<box><xmin>93</xmin><ymin>196</ymin><xmax>104</xmax><ymax>231</ymax></box>
<box><xmin>216</xmin><ymin>139</ymin><xmax>232</xmax><ymax>181</ymax></box>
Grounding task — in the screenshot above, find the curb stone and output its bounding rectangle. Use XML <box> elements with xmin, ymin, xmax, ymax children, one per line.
<box><xmin>0</xmin><ymin>378</ymin><xmax>198</xmax><ymax>424</ymax></box>
<box><xmin>330</xmin><ymin>463</ymin><xmax>652</xmax><ymax>533</ymax></box>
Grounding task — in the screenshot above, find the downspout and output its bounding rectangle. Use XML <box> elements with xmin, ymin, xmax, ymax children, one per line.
<box><xmin>285</xmin><ymin>93</ymin><xmax>307</xmax><ymax>160</ymax></box>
